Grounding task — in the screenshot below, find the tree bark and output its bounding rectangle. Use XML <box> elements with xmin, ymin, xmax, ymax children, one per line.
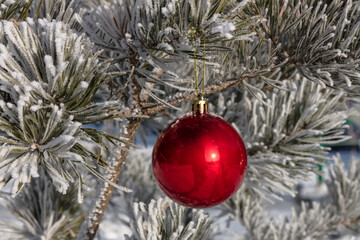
<box><xmin>77</xmin><ymin>118</ymin><xmax>142</xmax><ymax>240</ymax></box>
<box><xmin>78</xmin><ymin>66</ymin><xmax>144</xmax><ymax>240</ymax></box>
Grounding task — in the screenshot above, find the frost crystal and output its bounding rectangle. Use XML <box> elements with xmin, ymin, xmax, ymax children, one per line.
<box><xmin>0</xmin><ymin>20</ymin><xmax>127</xmax><ymax>199</ymax></box>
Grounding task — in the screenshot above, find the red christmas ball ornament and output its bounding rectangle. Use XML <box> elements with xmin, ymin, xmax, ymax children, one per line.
<box><xmin>152</xmin><ymin>95</ymin><xmax>247</xmax><ymax>208</ymax></box>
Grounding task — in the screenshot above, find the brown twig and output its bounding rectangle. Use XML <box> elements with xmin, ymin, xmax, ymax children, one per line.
<box><xmin>142</xmin><ymin>75</ymin><xmax>250</xmax><ymax>115</ymax></box>
<box><xmin>304</xmin><ymin>213</ymin><xmax>360</xmax><ymax>239</ymax></box>
<box><xmin>78</xmin><ymin>67</ymin><xmax>143</xmax><ymax>240</ymax></box>
<box><xmin>79</xmin><ymin>118</ymin><xmax>142</xmax><ymax>240</ymax></box>
<box><xmin>335</xmin><ymin>215</ymin><xmax>360</xmax><ymax>227</ymax></box>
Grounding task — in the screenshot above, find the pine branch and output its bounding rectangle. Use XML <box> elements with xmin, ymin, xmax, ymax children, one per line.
<box><xmin>78</xmin><ymin>0</ymin><xmax>259</xmax><ymax>108</ymax></box>
<box><xmin>0</xmin><ymin>0</ymin><xmax>29</xmax><ymax>20</ymax></box>
<box><xmin>76</xmin><ymin>5</ymin><xmax>264</xmax><ymax>235</ymax></box>
<box><xmin>28</xmin><ymin>0</ymin><xmax>79</xmax><ymax>24</ymax></box>
<box><xmin>108</xmin><ymin>148</ymin><xmax>161</xmax><ymax>228</ymax></box>
<box><xmin>221</xmin><ymin>154</ymin><xmax>360</xmax><ymax>240</ymax></box>
<box><xmin>125</xmin><ymin>198</ymin><xmax>214</xmax><ymax>240</ymax></box>
<box><xmin>142</xmin><ymin>75</ymin><xmax>251</xmax><ymax>115</ymax></box>
<box><xmin>78</xmin><ymin>70</ymin><xmax>143</xmax><ymax>239</ymax></box>
<box><xmin>0</xmin><ymin>20</ymin><xmax>136</xmax><ymax>199</ymax></box>
<box><xmin>326</xmin><ymin>155</ymin><xmax>360</xmax><ymax>232</ymax></box>
<box><xmin>246</xmin><ymin>0</ymin><xmax>360</xmax><ymax>91</ymax></box>
<box><xmin>1</xmin><ymin>1</ymin><xmax>357</xmax><ymax>240</ymax></box>
<box><xmin>77</xmin><ymin>119</ymin><xmax>142</xmax><ymax>240</ymax></box>
<box><xmin>0</xmin><ymin>168</ymin><xmax>84</xmax><ymax>240</ymax></box>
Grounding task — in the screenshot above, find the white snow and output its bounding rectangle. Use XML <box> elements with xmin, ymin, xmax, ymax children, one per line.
<box><xmin>211</xmin><ymin>22</ymin><xmax>236</xmax><ymax>39</ymax></box>
<box><xmin>4</xmin><ymin>0</ymin><xmax>15</xmax><ymax>5</ymax></box>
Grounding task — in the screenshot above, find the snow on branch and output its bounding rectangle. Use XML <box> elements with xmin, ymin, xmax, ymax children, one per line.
<box><xmin>271</xmin><ymin>202</ymin><xmax>339</xmax><ymax>240</ymax></box>
<box><xmin>294</xmin><ymin>1</ymin><xmax>360</xmax><ymax>91</ymax></box>
<box><xmin>28</xmin><ymin>0</ymin><xmax>80</xmax><ymax>25</ymax></box>
<box><xmin>125</xmin><ymin>198</ymin><xmax>214</xmax><ymax>240</ymax></box>
<box><xmin>245</xmin><ymin>0</ymin><xmax>360</xmax><ymax>91</ymax></box>
<box><xmin>327</xmin><ymin>155</ymin><xmax>360</xmax><ymax>232</ymax></box>
<box><xmin>223</xmin><ymin>185</ymin><xmax>339</xmax><ymax>240</ymax></box>
<box><xmin>108</xmin><ymin>148</ymin><xmax>161</xmax><ymax>227</ymax></box>
<box><xmin>0</xmin><ymin>0</ymin><xmax>28</xmax><ymax>20</ymax></box>
<box><xmin>0</xmin><ymin>168</ymin><xmax>84</xmax><ymax>239</ymax></box>
<box><xmin>80</xmin><ymin>0</ymin><xmax>252</xmax><ymax>56</ymax></box>
<box><xmin>223</xmin><ymin>154</ymin><xmax>360</xmax><ymax>240</ymax></box>
<box><xmin>0</xmin><ymin>20</ymin><xmax>132</xmax><ymax>199</ymax></box>
<box><xmin>269</xmin><ymin>154</ymin><xmax>360</xmax><ymax>239</ymax></box>
<box><xmin>211</xmin><ymin>76</ymin><xmax>354</xmax><ymax>199</ymax></box>
<box><xmin>77</xmin><ymin>0</ymin><xmax>257</xmax><ymax>106</ymax></box>
<box><xmin>221</xmin><ymin>185</ymin><xmax>274</xmax><ymax>240</ymax></box>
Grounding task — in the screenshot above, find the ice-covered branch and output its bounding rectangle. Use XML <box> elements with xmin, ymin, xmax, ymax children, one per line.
<box><xmin>0</xmin><ymin>20</ymin><xmax>132</xmax><ymax>199</ymax></box>
<box><xmin>0</xmin><ymin>168</ymin><xmax>84</xmax><ymax>239</ymax></box>
<box><xmin>142</xmin><ymin>74</ymin><xmax>250</xmax><ymax>115</ymax></box>
<box><xmin>327</xmin><ymin>155</ymin><xmax>360</xmax><ymax>232</ymax></box>
<box><xmin>77</xmin><ymin>0</ymin><xmax>258</xmax><ymax>106</ymax></box>
<box><xmin>108</xmin><ymin>148</ymin><xmax>161</xmax><ymax>227</ymax></box>
<box><xmin>223</xmin><ymin>154</ymin><xmax>360</xmax><ymax>240</ymax></box>
<box><xmin>28</xmin><ymin>0</ymin><xmax>79</xmax><ymax>24</ymax></box>
<box><xmin>0</xmin><ymin>0</ymin><xmax>28</xmax><ymax>20</ymax></box>
<box><xmin>246</xmin><ymin>0</ymin><xmax>360</xmax><ymax>91</ymax></box>
<box><xmin>1</xmin><ymin>1</ymin><xmax>359</xmax><ymax>240</ymax></box>
<box><xmin>125</xmin><ymin>198</ymin><xmax>214</xmax><ymax>240</ymax></box>
<box><xmin>77</xmin><ymin>74</ymin><xmax>144</xmax><ymax>239</ymax></box>
<box><xmin>209</xmin><ymin>76</ymin><xmax>354</xmax><ymax>199</ymax></box>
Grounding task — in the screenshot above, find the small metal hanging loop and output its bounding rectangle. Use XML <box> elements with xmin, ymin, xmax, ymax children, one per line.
<box><xmin>192</xmin><ymin>93</ymin><xmax>208</xmax><ymax>115</ymax></box>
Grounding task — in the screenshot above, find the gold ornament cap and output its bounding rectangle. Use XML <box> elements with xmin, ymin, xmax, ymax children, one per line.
<box><xmin>192</xmin><ymin>94</ymin><xmax>208</xmax><ymax>115</ymax></box>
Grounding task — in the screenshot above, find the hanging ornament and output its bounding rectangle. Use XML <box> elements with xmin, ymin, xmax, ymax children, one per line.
<box><xmin>153</xmin><ymin>35</ymin><xmax>247</xmax><ymax>208</ymax></box>
<box><xmin>152</xmin><ymin>94</ymin><xmax>247</xmax><ymax>208</ymax></box>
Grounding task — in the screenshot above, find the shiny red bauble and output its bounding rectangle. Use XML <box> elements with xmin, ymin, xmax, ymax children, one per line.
<box><xmin>152</xmin><ymin>113</ymin><xmax>247</xmax><ymax>208</ymax></box>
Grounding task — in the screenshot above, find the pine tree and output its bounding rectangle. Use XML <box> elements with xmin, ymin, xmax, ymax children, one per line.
<box><xmin>0</xmin><ymin>0</ymin><xmax>359</xmax><ymax>239</ymax></box>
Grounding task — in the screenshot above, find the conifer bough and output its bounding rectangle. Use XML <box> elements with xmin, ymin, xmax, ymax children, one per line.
<box><xmin>0</xmin><ymin>0</ymin><xmax>359</xmax><ymax>239</ymax></box>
